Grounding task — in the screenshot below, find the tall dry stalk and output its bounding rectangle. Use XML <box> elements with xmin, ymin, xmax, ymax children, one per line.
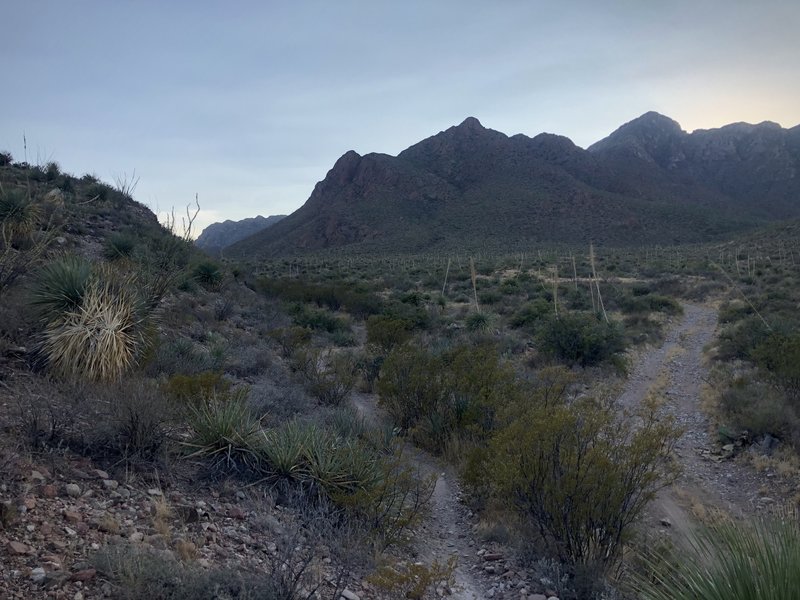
<box><xmin>590</xmin><ymin>243</ymin><xmax>608</xmax><ymax>323</ymax></box>
<box><xmin>469</xmin><ymin>257</ymin><xmax>480</xmax><ymax>313</ymax></box>
<box><xmin>441</xmin><ymin>257</ymin><xmax>451</xmax><ymax>297</ymax></box>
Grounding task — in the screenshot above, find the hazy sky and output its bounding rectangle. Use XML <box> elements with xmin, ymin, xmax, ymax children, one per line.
<box><xmin>2</xmin><ymin>1</ymin><xmax>799</xmax><ymax>233</ymax></box>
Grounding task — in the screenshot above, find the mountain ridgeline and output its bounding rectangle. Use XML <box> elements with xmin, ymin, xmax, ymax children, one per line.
<box><xmin>227</xmin><ymin>112</ymin><xmax>800</xmax><ymax>257</ymax></box>
<box><xmin>195</xmin><ymin>214</ymin><xmax>285</xmax><ymax>253</ymax></box>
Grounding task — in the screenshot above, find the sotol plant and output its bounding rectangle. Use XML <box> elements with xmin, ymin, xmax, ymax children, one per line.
<box><xmin>34</xmin><ymin>259</ymin><xmax>152</xmax><ymax>382</ymax></box>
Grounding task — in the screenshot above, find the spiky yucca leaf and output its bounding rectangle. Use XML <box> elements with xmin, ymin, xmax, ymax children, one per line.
<box><xmin>633</xmin><ymin>509</ymin><xmax>800</xmax><ymax>600</ymax></box>
<box><xmin>260</xmin><ymin>420</ymin><xmax>316</xmax><ymax>481</ymax></box>
<box><xmin>0</xmin><ymin>189</ymin><xmax>39</xmax><ymax>235</ymax></box>
<box><xmin>32</xmin><ymin>256</ymin><xmax>91</xmax><ymax>319</ymax></box>
<box><xmin>42</xmin><ymin>279</ymin><xmax>148</xmax><ymax>381</ymax></box>
<box><xmin>184</xmin><ymin>391</ymin><xmax>262</xmax><ymax>472</ymax></box>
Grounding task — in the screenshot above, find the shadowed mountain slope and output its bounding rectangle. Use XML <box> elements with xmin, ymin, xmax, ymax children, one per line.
<box><xmin>228</xmin><ymin>113</ymin><xmax>800</xmax><ymax>258</ymax></box>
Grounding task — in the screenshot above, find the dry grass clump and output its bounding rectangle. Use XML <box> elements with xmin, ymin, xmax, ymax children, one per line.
<box><xmin>42</xmin><ymin>278</ymin><xmax>150</xmax><ymax>381</ymax></box>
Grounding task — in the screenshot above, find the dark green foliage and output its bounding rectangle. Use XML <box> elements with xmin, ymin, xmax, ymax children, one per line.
<box><xmin>719</xmin><ymin>378</ymin><xmax>799</xmax><ymax>446</ymax></box>
<box><xmin>0</xmin><ymin>151</ymin><xmax>12</xmax><ymax>166</ymax></box>
<box><xmin>191</xmin><ymin>260</ymin><xmax>223</xmax><ymax>289</ymax></box>
<box><xmin>31</xmin><ymin>255</ymin><xmax>92</xmax><ymax>319</ymax></box>
<box><xmin>465</xmin><ymin>312</ymin><xmax>491</xmax><ymax>332</ymax></box>
<box><xmin>537</xmin><ymin>313</ymin><xmax>625</xmax><ymax>367</ymax></box>
<box><xmin>715</xmin><ymin>316</ymin><xmax>771</xmax><ymax>361</ymax></box>
<box><xmin>510</xmin><ymin>299</ymin><xmax>552</xmax><ymax>328</ymax></box>
<box><xmin>104</xmin><ymin>232</ymin><xmax>138</xmax><ymax>260</ymax></box>
<box><xmin>468</xmin><ymin>374</ymin><xmax>679</xmax><ymax>580</ymax></box>
<box><xmin>366</xmin><ymin>315</ymin><xmax>411</xmax><ymax>352</ymax></box>
<box><xmin>632</xmin><ymin>510</ymin><xmax>800</xmax><ymax>600</ymax></box>
<box><xmin>377</xmin><ymin>343</ymin><xmax>517</xmax><ymax>454</ymax></box>
<box><xmin>290</xmin><ymin>304</ymin><xmax>349</xmax><ymax>333</ymax></box>
<box><xmin>753</xmin><ymin>333</ymin><xmax>800</xmax><ymax>398</ymax></box>
<box><xmin>0</xmin><ymin>188</ymin><xmax>39</xmax><ymax>234</ymax></box>
<box><xmin>257</xmin><ymin>277</ymin><xmax>382</xmax><ymax>317</ymax></box>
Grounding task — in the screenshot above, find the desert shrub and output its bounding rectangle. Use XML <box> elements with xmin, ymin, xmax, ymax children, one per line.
<box><xmin>753</xmin><ymin>332</ymin><xmax>800</xmax><ymax>398</ymax></box>
<box><xmin>147</xmin><ymin>337</ymin><xmax>213</xmax><ymax>376</ymax></box>
<box><xmin>632</xmin><ymin>509</ymin><xmax>800</xmax><ymax>600</ymax></box>
<box><xmin>366</xmin><ymin>315</ymin><xmax>412</xmax><ymax>353</ymax></box>
<box><xmin>80</xmin><ymin>379</ymin><xmax>176</xmax><ymax>466</ymax></box>
<box><xmin>715</xmin><ymin>317</ymin><xmax>771</xmax><ymax>361</ymax></box>
<box><xmin>472</xmin><ymin>392</ymin><xmax>678</xmax><ymax>581</ymax></box>
<box><xmin>720</xmin><ymin>377</ymin><xmax>799</xmax><ymax>447</ymax></box>
<box><xmin>268</xmin><ymin>326</ymin><xmax>312</xmax><ymax>358</ymax></box>
<box><xmin>377</xmin><ymin>343</ymin><xmax>517</xmax><ymax>454</ymax></box>
<box><xmin>191</xmin><ymin>259</ymin><xmax>223</xmax><ymax>289</ymax></box>
<box><xmin>466</xmin><ymin>311</ymin><xmax>492</xmax><ymax>332</ymax></box>
<box><xmin>537</xmin><ymin>312</ymin><xmax>625</xmax><ymax>367</ymax></box>
<box><xmin>290</xmin><ymin>304</ymin><xmax>349</xmax><ymax>333</ymax></box>
<box><xmin>510</xmin><ymin>298</ymin><xmax>552</xmax><ymax>328</ymax></box>
<box><xmin>617</xmin><ymin>292</ymin><xmax>682</xmax><ymax>316</ymax></box>
<box><xmin>184</xmin><ymin>389</ymin><xmax>262</xmax><ymax>473</ymax></box>
<box><xmin>163</xmin><ymin>371</ymin><xmax>232</xmax><ymax>403</ymax></box>
<box><xmin>93</xmin><ymin>541</ymin><xmax>317</xmax><ymax>600</ymax></box>
<box><xmin>292</xmin><ymin>349</ymin><xmax>357</xmax><ymax>406</ymax></box>
<box><xmin>257</xmin><ymin>277</ymin><xmax>382</xmax><ymax>317</ymax></box>
<box><xmin>103</xmin><ymin>233</ymin><xmax>138</xmax><ymax>260</ymax></box>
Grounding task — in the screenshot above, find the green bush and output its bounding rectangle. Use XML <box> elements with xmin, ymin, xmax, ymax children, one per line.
<box><xmin>537</xmin><ymin>312</ymin><xmax>625</xmax><ymax>367</ymax></box>
<box><xmin>471</xmin><ymin>389</ymin><xmax>679</xmax><ymax>578</ymax></box>
<box><xmin>510</xmin><ymin>299</ymin><xmax>552</xmax><ymax>329</ymax></box>
<box><xmin>466</xmin><ymin>311</ymin><xmax>491</xmax><ymax>332</ymax></box>
<box><xmin>377</xmin><ymin>343</ymin><xmax>517</xmax><ymax>454</ymax></box>
<box><xmin>366</xmin><ymin>315</ymin><xmax>412</xmax><ymax>353</ymax></box>
<box><xmin>753</xmin><ymin>333</ymin><xmax>800</xmax><ymax>398</ymax></box>
<box><xmin>104</xmin><ymin>233</ymin><xmax>138</xmax><ymax>261</ymax></box>
<box><xmin>290</xmin><ymin>304</ymin><xmax>350</xmax><ymax>333</ymax></box>
<box><xmin>163</xmin><ymin>371</ymin><xmax>231</xmax><ymax>403</ymax></box>
<box><xmin>191</xmin><ymin>260</ymin><xmax>223</xmax><ymax>289</ymax></box>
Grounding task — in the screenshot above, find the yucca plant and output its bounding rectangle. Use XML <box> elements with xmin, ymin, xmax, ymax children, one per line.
<box><xmin>184</xmin><ymin>390</ymin><xmax>262</xmax><ymax>472</ymax></box>
<box><xmin>260</xmin><ymin>420</ymin><xmax>315</xmax><ymax>482</ymax></box>
<box><xmin>32</xmin><ymin>256</ymin><xmax>92</xmax><ymax>320</ymax></box>
<box><xmin>632</xmin><ymin>510</ymin><xmax>800</xmax><ymax>600</ymax></box>
<box><xmin>42</xmin><ymin>279</ymin><xmax>149</xmax><ymax>381</ymax></box>
<box><xmin>0</xmin><ymin>188</ymin><xmax>39</xmax><ymax>237</ymax></box>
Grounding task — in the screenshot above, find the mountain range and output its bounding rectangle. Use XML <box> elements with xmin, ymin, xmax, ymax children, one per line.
<box><xmin>196</xmin><ymin>214</ymin><xmax>285</xmax><ymax>253</ymax></box>
<box><xmin>224</xmin><ymin>112</ymin><xmax>800</xmax><ymax>258</ymax></box>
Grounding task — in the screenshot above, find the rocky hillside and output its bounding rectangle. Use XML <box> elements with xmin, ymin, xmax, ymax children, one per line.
<box><xmin>227</xmin><ymin>113</ymin><xmax>799</xmax><ymax>258</ymax></box>
<box><xmin>195</xmin><ymin>215</ymin><xmax>285</xmax><ymax>254</ymax></box>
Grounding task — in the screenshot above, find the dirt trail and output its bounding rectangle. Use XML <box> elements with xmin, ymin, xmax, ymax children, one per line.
<box><xmin>618</xmin><ymin>303</ymin><xmax>772</xmax><ymax>542</ymax></box>
<box><xmin>351</xmin><ymin>393</ymin><xmax>489</xmax><ymax>599</ymax></box>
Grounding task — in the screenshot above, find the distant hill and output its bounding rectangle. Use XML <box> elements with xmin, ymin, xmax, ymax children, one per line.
<box><xmin>195</xmin><ymin>215</ymin><xmax>285</xmax><ymax>253</ymax></box>
<box><xmin>227</xmin><ymin>113</ymin><xmax>800</xmax><ymax>258</ymax></box>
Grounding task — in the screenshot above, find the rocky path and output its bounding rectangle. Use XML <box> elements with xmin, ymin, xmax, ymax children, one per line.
<box><xmin>351</xmin><ymin>392</ymin><xmax>491</xmax><ymax>599</ymax></box>
<box><xmin>618</xmin><ymin>303</ymin><xmax>778</xmax><ymax>543</ymax></box>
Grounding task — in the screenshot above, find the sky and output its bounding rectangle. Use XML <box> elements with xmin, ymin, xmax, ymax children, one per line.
<box><xmin>2</xmin><ymin>0</ymin><xmax>799</xmax><ymax>235</ymax></box>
